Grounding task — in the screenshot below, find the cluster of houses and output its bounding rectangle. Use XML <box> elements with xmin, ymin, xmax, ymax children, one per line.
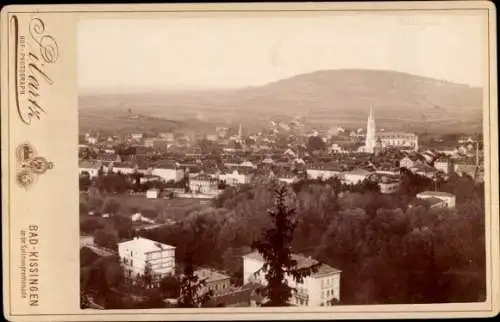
<box><xmin>79</xmin><ymin>140</ymin><xmax>483</xmax><ymax>202</ymax></box>
<box><xmin>81</xmin><ymin>235</ymin><xmax>342</xmax><ymax>307</ymax></box>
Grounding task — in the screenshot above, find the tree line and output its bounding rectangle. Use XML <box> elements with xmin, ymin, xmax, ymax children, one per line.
<box><xmin>82</xmin><ymin>168</ymin><xmax>486</xmax><ymax>307</ymax></box>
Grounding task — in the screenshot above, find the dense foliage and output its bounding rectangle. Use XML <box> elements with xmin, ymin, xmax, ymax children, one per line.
<box><xmin>138</xmin><ymin>173</ymin><xmax>485</xmax><ymax>304</ymax></box>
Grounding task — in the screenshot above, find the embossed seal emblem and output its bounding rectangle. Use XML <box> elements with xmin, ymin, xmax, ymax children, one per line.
<box><xmin>15</xmin><ymin>143</ymin><xmax>54</xmax><ymax>188</ymax></box>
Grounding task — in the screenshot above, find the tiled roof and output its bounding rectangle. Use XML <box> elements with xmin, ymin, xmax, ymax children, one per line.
<box><xmin>243</xmin><ymin>251</ymin><xmax>341</xmax><ymax>278</ymax></box>
<box><xmin>191</xmin><ymin>173</ymin><xmax>218</xmax><ymax>181</ymax></box>
<box><xmin>208</xmin><ymin>284</ymin><xmax>262</xmax><ymax>306</ymax></box>
<box><xmin>424</xmin><ymin>197</ymin><xmax>446</xmax><ymax>206</ymax></box>
<box><xmin>153</xmin><ymin>160</ymin><xmax>179</xmax><ymax>169</ymax></box>
<box><xmin>194</xmin><ymin>268</ymin><xmax>230</xmax><ymax>283</ymax></box>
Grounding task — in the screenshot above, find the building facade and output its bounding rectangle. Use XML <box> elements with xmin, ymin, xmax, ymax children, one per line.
<box><xmin>189</xmin><ymin>174</ymin><xmax>219</xmax><ymax>194</ymax></box>
<box><xmin>376</xmin><ymin>174</ymin><xmax>401</xmax><ymax>194</ymax></box>
<box><xmin>219</xmin><ymin>169</ymin><xmax>254</xmax><ymax>186</ymax></box>
<box><xmin>434</xmin><ymin>158</ymin><xmax>453</xmax><ymax>174</ymax></box>
<box><xmin>378</xmin><ymin>132</ymin><xmax>419</xmax><ymax>151</ymax></box>
<box><xmin>118</xmin><ymin>237</ymin><xmax>176</xmax><ymax>281</ymax></box>
<box><xmin>243</xmin><ymin>252</ymin><xmax>341</xmax><ymax>307</ymax></box>
<box><xmin>151</xmin><ymin>162</ymin><xmax>184</xmax><ymax>182</ymax></box>
<box><xmin>306</xmin><ymin>165</ymin><xmax>341</xmax><ymax>180</ymax></box>
<box><xmin>341</xmin><ymin>169</ymin><xmax>372</xmax><ymax>185</ymax></box>
<box><xmin>194</xmin><ymin>268</ymin><xmax>232</xmax><ymax>297</ymax></box>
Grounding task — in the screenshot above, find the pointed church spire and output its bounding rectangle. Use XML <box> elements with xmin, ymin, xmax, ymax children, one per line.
<box><xmin>365</xmin><ymin>105</ymin><xmax>376</xmax><ymax>154</ymax></box>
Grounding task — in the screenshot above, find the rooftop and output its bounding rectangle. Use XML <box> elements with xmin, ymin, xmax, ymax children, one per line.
<box><xmin>378</xmin><ymin>132</ymin><xmax>417</xmax><ymax>138</ymax></box>
<box><xmin>424</xmin><ymin>196</ymin><xmax>446</xmax><ymax>206</ymax></box>
<box><xmin>417</xmin><ymin>191</ymin><xmax>455</xmax><ymax>198</ymax></box>
<box><xmin>118</xmin><ymin>237</ymin><xmax>175</xmax><ymax>253</ymax></box>
<box><xmin>191</xmin><ymin>173</ymin><xmax>218</xmax><ymax>181</ymax></box>
<box><xmin>243</xmin><ymin>251</ymin><xmax>341</xmax><ymax>278</ymax></box>
<box><xmin>81</xmin><ymin>244</ymin><xmax>115</xmax><ymax>258</ymax></box>
<box><xmin>344</xmin><ymin>168</ymin><xmax>372</xmax><ymax>176</ymax></box>
<box><xmin>194</xmin><ymin>268</ymin><xmax>231</xmax><ymax>283</ymax></box>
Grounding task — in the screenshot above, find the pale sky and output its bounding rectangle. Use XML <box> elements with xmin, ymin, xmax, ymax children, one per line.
<box><xmin>78</xmin><ymin>12</ymin><xmax>486</xmax><ymax>92</ymax></box>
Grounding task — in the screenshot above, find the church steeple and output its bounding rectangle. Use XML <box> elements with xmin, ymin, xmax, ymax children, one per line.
<box><xmin>365</xmin><ymin>105</ymin><xmax>377</xmax><ymax>153</ymax></box>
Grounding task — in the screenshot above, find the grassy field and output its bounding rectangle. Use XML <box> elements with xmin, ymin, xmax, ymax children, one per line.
<box><xmin>80</xmin><ymin>192</ymin><xmax>210</xmax><ymax>223</ymax></box>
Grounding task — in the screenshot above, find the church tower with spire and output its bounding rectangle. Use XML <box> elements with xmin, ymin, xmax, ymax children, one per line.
<box><xmin>365</xmin><ymin>105</ymin><xmax>377</xmax><ymax>153</ymax></box>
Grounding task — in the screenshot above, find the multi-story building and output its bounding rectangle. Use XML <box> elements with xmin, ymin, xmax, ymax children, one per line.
<box><xmin>375</xmin><ymin>174</ymin><xmax>400</xmax><ymax>194</ymax></box>
<box><xmin>434</xmin><ymin>157</ymin><xmax>453</xmax><ymax>174</ymax></box>
<box><xmin>378</xmin><ymin>132</ymin><xmax>419</xmax><ymax>152</ymax></box>
<box><xmin>152</xmin><ymin>161</ymin><xmax>184</xmax><ymax>182</ymax></box>
<box><xmin>219</xmin><ymin>168</ymin><xmax>254</xmax><ymax>186</ymax></box>
<box><xmin>243</xmin><ymin>251</ymin><xmax>341</xmax><ymax>307</ymax></box>
<box><xmin>110</xmin><ymin>162</ymin><xmax>136</xmax><ymax>175</ymax></box>
<box><xmin>79</xmin><ymin>160</ymin><xmax>102</xmax><ymax>178</ymax></box>
<box><xmin>118</xmin><ymin>237</ymin><xmax>176</xmax><ymax>281</ymax></box>
<box><xmin>189</xmin><ymin>174</ymin><xmax>219</xmax><ymax>194</ymax></box>
<box><xmin>306</xmin><ymin>164</ymin><xmax>342</xmax><ymax>180</ymax></box>
<box><xmin>416</xmin><ymin>191</ymin><xmax>456</xmax><ymax>209</ymax></box>
<box><xmin>341</xmin><ymin>168</ymin><xmax>372</xmax><ymax>185</ymax></box>
<box><xmin>194</xmin><ymin>268</ymin><xmax>232</xmax><ymax>297</ymax></box>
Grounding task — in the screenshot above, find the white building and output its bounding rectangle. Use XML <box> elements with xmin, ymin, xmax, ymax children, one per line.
<box><xmin>111</xmin><ymin>162</ymin><xmax>136</xmax><ymax>175</ymax></box>
<box><xmin>377</xmin><ymin>132</ymin><xmax>419</xmax><ymax>152</ymax></box>
<box><xmin>243</xmin><ymin>251</ymin><xmax>341</xmax><ymax>307</ymax></box>
<box><xmin>341</xmin><ymin>169</ymin><xmax>372</xmax><ymax>185</ymax></box>
<box><xmin>87</xmin><ymin>136</ymin><xmax>98</xmax><ymax>144</ymax></box>
<box><xmin>189</xmin><ymin>174</ymin><xmax>219</xmax><ymax>194</ymax></box>
<box><xmin>219</xmin><ymin>168</ymin><xmax>254</xmax><ymax>186</ymax></box>
<box><xmin>306</xmin><ymin>164</ymin><xmax>341</xmax><ymax>180</ymax></box>
<box><xmin>131</xmin><ymin>133</ymin><xmax>144</xmax><ymax>141</ymax></box>
<box><xmin>146</xmin><ymin>188</ymin><xmax>159</xmax><ymax>199</ymax></box>
<box><xmin>118</xmin><ymin>237</ymin><xmax>176</xmax><ymax>280</ymax></box>
<box><xmin>151</xmin><ymin>162</ymin><xmax>184</xmax><ymax>182</ymax></box>
<box><xmin>79</xmin><ymin>161</ymin><xmax>101</xmax><ymax>178</ymax></box>
<box><xmin>416</xmin><ymin>191</ymin><xmax>456</xmax><ymax>209</ymax></box>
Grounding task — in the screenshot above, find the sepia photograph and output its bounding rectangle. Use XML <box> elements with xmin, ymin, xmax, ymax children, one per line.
<box><xmin>74</xmin><ymin>11</ymin><xmax>489</xmax><ymax>310</ymax></box>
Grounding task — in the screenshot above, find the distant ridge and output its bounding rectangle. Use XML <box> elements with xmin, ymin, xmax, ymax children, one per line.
<box><xmin>79</xmin><ymin>69</ymin><xmax>483</xmax><ymax>134</ymax></box>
